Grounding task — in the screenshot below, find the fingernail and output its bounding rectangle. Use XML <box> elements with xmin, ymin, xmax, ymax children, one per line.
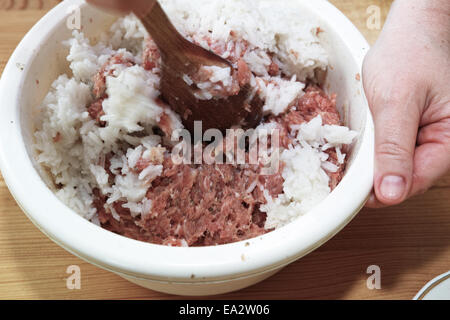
<box><xmin>380</xmin><ymin>175</ymin><xmax>406</xmax><ymax>201</ymax></box>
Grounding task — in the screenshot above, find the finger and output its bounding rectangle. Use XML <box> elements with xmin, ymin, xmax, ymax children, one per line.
<box><xmin>366</xmin><ymin>81</ymin><xmax>425</xmax><ymax>206</ymax></box>
<box><xmin>365</xmin><ymin>191</ymin><xmax>388</xmax><ymax>209</ymax></box>
<box><xmin>410</xmin><ymin>122</ymin><xmax>450</xmax><ymax>196</ymax></box>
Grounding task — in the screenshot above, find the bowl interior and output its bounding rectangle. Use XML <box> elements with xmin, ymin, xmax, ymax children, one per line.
<box><xmin>23</xmin><ymin>1</ymin><xmax>368</xmax><ymax>178</ymax></box>
<box><xmin>2</xmin><ymin>0</ymin><xmax>373</xmax><ymax>281</ymax></box>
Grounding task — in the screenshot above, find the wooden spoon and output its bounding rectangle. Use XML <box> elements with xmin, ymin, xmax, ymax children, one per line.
<box><xmin>88</xmin><ymin>0</ymin><xmax>263</xmax><ymax>134</ymax></box>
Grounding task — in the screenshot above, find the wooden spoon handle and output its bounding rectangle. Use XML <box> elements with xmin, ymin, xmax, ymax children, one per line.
<box><xmin>138</xmin><ymin>1</ymin><xmax>189</xmax><ymax>59</ymax></box>
<box><xmin>140</xmin><ymin>1</ymin><xmax>230</xmax><ymax>72</ymax></box>
<box><xmin>87</xmin><ymin>0</ymin><xmax>182</xmax><ymax>56</ymax></box>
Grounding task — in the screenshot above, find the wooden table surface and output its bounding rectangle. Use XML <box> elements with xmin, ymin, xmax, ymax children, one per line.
<box><xmin>0</xmin><ymin>0</ymin><xmax>449</xmax><ymax>300</ymax></box>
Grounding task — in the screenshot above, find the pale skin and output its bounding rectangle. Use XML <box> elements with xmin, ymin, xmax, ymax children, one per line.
<box><xmin>88</xmin><ymin>0</ymin><xmax>450</xmax><ymax>208</ymax></box>
<box><xmin>364</xmin><ymin>0</ymin><xmax>450</xmax><ymax>207</ymax></box>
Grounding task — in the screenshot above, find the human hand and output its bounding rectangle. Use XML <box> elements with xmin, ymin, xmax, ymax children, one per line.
<box><xmin>363</xmin><ymin>0</ymin><xmax>450</xmax><ymax>208</ymax></box>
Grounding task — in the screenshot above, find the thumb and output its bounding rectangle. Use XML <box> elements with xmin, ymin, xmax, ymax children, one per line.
<box><xmin>366</xmin><ymin>81</ymin><xmax>424</xmax><ymax>206</ymax></box>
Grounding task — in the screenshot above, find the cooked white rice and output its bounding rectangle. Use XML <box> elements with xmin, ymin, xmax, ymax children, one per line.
<box><xmin>34</xmin><ymin>0</ymin><xmax>357</xmax><ymax>236</ymax></box>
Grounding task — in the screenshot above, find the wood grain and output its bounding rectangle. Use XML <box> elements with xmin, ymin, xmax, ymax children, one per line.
<box><xmin>0</xmin><ymin>0</ymin><xmax>61</xmax><ymax>10</ymax></box>
<box><xmin>0</xmin><ymin>0</ymin><xmax>449</xmax><ymax>300</ymax></box>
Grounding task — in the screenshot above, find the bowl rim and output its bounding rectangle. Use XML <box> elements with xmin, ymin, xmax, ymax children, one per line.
<box><xmin>0</xmin><ymin>0</ymin><xmax>374</xmax><ymax>281</ymax></box>
<box><xmin>413</xmin><ymin>271</ymin><xmax>450</xmax><ymax>300</ymax></box>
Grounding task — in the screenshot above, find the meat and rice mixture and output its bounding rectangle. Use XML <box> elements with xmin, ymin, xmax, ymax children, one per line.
<box><xmin>34</xmin><ymin>0</ymin><xmax>358</xmax><ymax>246</ymax></box>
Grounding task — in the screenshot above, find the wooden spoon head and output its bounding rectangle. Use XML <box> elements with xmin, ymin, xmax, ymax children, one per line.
<box><xmin>139</xmin><ymin>1</ymin><xmax>263</xmax><ymax>134</ymax></box>
<box><xmin>160</xmin><ymin>60</ymin><xmax>263</xmax><ymax>134</ymax></box>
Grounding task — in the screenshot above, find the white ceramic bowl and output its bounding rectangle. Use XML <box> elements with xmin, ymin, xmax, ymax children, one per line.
<box><xmin>413</xmin><ymin>272</ymin><xmax>450</xmax><ymax>300</ymax></box>
<box><xmin>0</xmin><ymin>0</ymin><xmax>374</xmax><ymax>296</ymax></box>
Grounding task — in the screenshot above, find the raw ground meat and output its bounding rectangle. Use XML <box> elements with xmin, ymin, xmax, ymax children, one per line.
<box><xmin>90</xmin><ymin>36</ymin><xmax>347</xmax><ymax>247</ymax></box>
<box><xmin>97</xmin><ymin>158</ymin><xmax>283</xmax><ymax>246</ymax></box>
<box><xmin>271</xmin><ymin>86</ymin><xmax>345</xmax><ymax>189</ymax></box>
<box><xmin>142</xmin><ymin>38</ymin><xmax>161</xmax><ymax>72</ymax></box>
